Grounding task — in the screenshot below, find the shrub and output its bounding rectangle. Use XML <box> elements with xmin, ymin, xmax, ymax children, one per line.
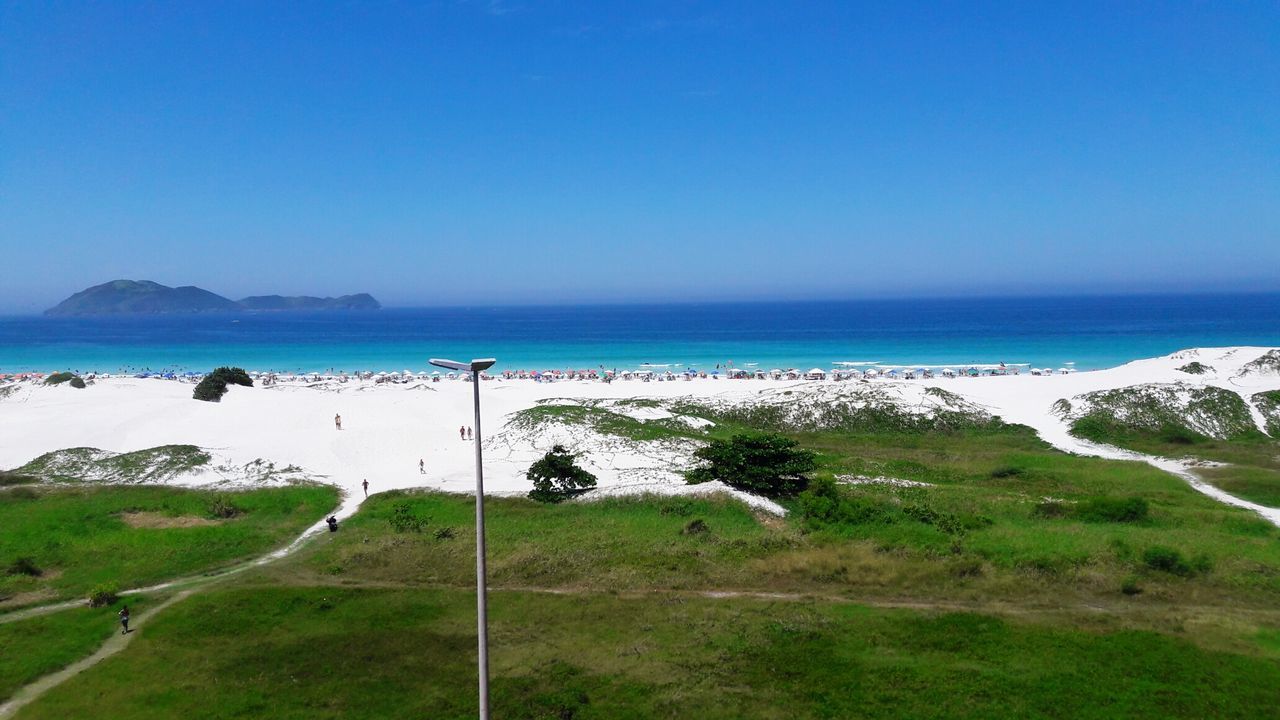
<box><xmin>43</xmin><ymin>372</ymin><xmax>75</xmax><ymax>385</ymax></box>
<box><xmin>798</xmin><ymin>478</ymin><xmax>897</xmax><ymax>528</ymax></box>
<box><xmin>904</xmin><ymin>503</ymin><xmax>966</xmax><ymax>535</ymax></box>
<box><xmin>390</xmin><ymin>501</ymin><xmax>428</xmax><ymax>533</ymax></box>
<box><xmin>682</xmin><ymin>518</ymin><xmax>709</xmax><ymax>535</ymax></box>
<box><xmin>88</xmin><ymin>583</ymin><xmax>119</xmax><ymax>607</ymax></box>
<box><xmin>990</xmin><ymin>465</ymin><xmax>1024</xmax><ymax>479</ymax></box>
<box><xmin>527</xmin><ymin>445</ymin><xmax>598</xmax><ymax>503</ymax></box>
<box><xmin>1143</xmin><ymin>546</ymin><xmax>1193</xmax><ymax>577</ymax></box>
<box><xmin>1177</xmin><ymin>362</ymin><xmax>1211</xmax><ymax>375</ymax></box>
<box><xmin>1121</xmin><ymin>576</ymin><xmax>1143</xmax><ymax>596</ymax></box>
<box><xmin>6</xmin><ymin>556</ymin><xmax>42</xmax><ymax>577</ymax></box>
<box><xmin>193</xmin><ymin>366</ymin><xmax>254</xmax><ymax>402</ymax></box>
<box><xmin>1157</xmin><ymin>424</ymin><xmax>1201</xmax><ymax>445</ymax></box>
<box><xmin>685</xmin><ymin>432</ymin><xmax>816</xmax><ymax>498</ymax></box>
<box><xmin>433</xmin><ymin>526</ymin><xmax>456</xmax><ymax>541</ymax></box>
<box><xmin>208</xmin><ymin>496</ymin><xmax>243</xmax><ymax>519</ymax></box>
<box><xmin>1074</xmin><ymin>496</ymin><xmax>1149</xmax><ymax>523</ymax></box>
<box><xmin>0</xmin><ymin>470</ymin><xmax>37</xmax><ymax>487</ymax></box>
<box><xmin>69</xmin><ymin>376</ymin><xmax>86</xmax><ymax>389</ymax></box>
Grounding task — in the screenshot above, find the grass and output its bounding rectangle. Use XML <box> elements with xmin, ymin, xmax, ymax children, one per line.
<box><xmin>0</xmin><ymin>595</ymin><xmax>151</xmax><ymax>702</ymax></box>
<box><xmin>298</xmin><ymin>426</ymin><xmax>1280</xmax><ymax>606</ymax></box>
<box><xmin>1061</xmin><ymin>384</ymin><xmax>1280</xmax><ymax>507</ymax></box>
<box><xmin>0</xmin><ymin>484</ymin><xmax>338</xmax><ymax>606</ymax></box>
<box><xmin>18</xmin><ymin>585</ymin><xmax>1280</xmax><ymax>719</ymax></box>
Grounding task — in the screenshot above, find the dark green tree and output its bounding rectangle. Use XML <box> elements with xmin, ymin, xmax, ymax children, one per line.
<box><xmin>527</xmin><ymin>445</ymin><xmax>597</xmax><ymax>503</ymax></box>
<box><xmin>685</xmin><ymin>432</ymin><xmax>816</xmax><ymax>498</ymax></box>
<box><xmin>193</xmin><ymin>366</ymin><xmax>254</xmax><ymax>402</ymax></box>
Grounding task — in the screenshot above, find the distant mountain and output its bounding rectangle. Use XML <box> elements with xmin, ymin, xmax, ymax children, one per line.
<box><xmin>237</xmin><ymin>293</ymin><xmax>381</xmax><ymax>311</ymax></box>
<box><xmin>45</xmin><ymin>281</ymin><xmax>381</xmax><ymax>316</ymax></box>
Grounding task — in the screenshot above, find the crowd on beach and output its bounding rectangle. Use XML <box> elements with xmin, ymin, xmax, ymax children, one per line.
<box><xmin>0</xmin><ymin>362</ymin><xmax>1081</xmax><ymax>387</ymax></box>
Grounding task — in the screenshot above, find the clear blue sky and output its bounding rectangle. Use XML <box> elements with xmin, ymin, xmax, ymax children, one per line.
<box><xmin>2</xmin><ymin>1</ymin><xmax>1278</xmax><ymax>312</ymax></box>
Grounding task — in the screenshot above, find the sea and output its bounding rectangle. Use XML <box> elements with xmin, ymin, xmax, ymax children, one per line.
<box><xmin>1</xmin><ymin>293</ymin><xmax>1279</xmax><ymax>375</ymax></box>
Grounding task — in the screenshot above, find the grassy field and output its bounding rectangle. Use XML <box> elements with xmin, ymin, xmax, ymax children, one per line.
<box><xmin>1068</xmin><ymin>410</ymin><xmax>1280</xmax><ymax>508</ymax></box>
<box><xmin>17</xmin><ymin>585</ymin><xmax>1280</xmax><ymax>719</ymax></box>
<box><xmin>0</xmin><ymin>595</ymin><xmax>152</xmax><ymax>702</ymax></box>
<box><xmin>298</xmin><ymin>424</ymin><xmax>1280</xmax><ymax>609</ymax></box>
<box><xmin>0</xmin><ymin>484</ymin><xmax>339</xmax><ymax>607</ymax></box>
<box><xmin>8</xmin><ymin>399</ymin><xmax>1280</xmax><ymax>718</ymax></box>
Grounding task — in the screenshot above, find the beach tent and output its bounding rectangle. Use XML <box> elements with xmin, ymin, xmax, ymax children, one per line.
<box><xmin>804</xmin><ymin>368</ymin><xmax>827</xmax><ymax>380</ymax></box>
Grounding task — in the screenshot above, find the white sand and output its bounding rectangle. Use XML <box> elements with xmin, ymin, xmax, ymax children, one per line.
<box><xmin>2</xmin><ymin>347</ymin><xmax>1278</xmax><ymax>525</ymax></box>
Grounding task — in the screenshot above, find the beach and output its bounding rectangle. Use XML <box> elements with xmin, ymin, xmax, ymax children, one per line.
<box><xmin>4</xmin><ymin>346</ymin><xmax>1279</xmax><ymax>525</ymax></box>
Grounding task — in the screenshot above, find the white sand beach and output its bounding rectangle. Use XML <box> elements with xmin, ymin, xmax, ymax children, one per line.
<box><xmin>3</xmin><ymin>347</ymin><xmax>1279</xmax><ymax>525</ymax></box>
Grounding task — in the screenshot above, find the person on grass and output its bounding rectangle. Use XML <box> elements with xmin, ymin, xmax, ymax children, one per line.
<box><xmin>119</xmin><ymin>605</ymin><xmax>130</xmax><ymax>635</ymax></box>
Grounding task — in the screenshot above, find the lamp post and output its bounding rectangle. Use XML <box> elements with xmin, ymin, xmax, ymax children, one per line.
<box><xmin>429</xmin><ymin>357</ymin><xmax>497</xmax><ymax>720</ymax></box>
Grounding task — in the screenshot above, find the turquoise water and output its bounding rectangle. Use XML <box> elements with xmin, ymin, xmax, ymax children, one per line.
<box><xmin>2</xmin><ymin>294</ymin><xmax>1279</xmax><ymax>374</ymax></box>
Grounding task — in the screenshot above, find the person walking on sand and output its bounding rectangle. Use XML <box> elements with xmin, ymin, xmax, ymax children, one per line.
<box><xmin>362</xmin><ymin>478</ymin><xmax>369</xmax><ymax>497</ymax></box>
<box><xmin>119</xmin><ymin>605</ymin><xmax>130</xmax><ymax>635</ymax></box>
<box><xmin>466</xmin><ymin>426</ymin><xmax>473</xmax><ymax>441</ymax></box>
<box><xmin>335</xmin><ymin>414</ymin><xmax>342</xmax><ymax>431</ymax></box>
<box><xmin>459</xmin><ymin>425</ymin><xmax>465</xmax><ymax>440</ymax></box>
<box><xmin>419</xmin><ymin>459</ymin><xmax>425</xmax><ymax>474</ymax></box>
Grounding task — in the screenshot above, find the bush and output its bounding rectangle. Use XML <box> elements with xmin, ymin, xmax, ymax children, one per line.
<box><xmin>88</xmin><ymin>583</ymin><xmax>119</xmax><ymax>607</ymax></box>
<box><xmin>43</xmin><ymin>372</ymin><xmax>75</xmax><ymax>385</ymax></box>
<box><xmin>390</xmin><ymin>502</ymin><xmax>428</xmax><ymax>533</ymax></box>
<box><xmin>1157</xmin><ymin>424</ymin><xmax>1201</xmax><ymax>445</ymax></box>
<box><xmin>69</xmin><ymin>376</ymin><xmax>86</xmax><ymax>389</ymax></box>
<box><xmin>685</xmin><ymin>433</ymin><xmax>816</xmax><ymax>498</ymax></box>
<box><xmin>1121</xmin><ymin>576</ymin><xmax>1143</xmax><ymax>596</ymax></box>
<box><xmin>433</xmin><ymin>526</ymin><xmax>456</xmax><ymax>540</ymax></box>
<box><xmin>0</xmin><ymin>470</ymin><xmax>37</xmax><ymax>487</ymax></box>
<box><xmin>6</xmin><ymin>556</ymin><xmax>42</xmax><ymax>577</ymax></box>
<box><xmin>1143</xmin><ymin>546</ymin><xmax>1195</xmax><ymax>577</ymax></box>
<box><xmin>682</xmin><ymin>518</ymin><xmax>709</xmax><ymax>535</ymax></box>
<box><xmin>208</xmin><ymin>496</ymin><xmax>243</xmax><ymax>519</ymax></box>
<box><xmin>527</xmin><ymin>445</ymin><xmax>598</xmax><ymax>503</ymax></box>
<box><xmin>1074</xmin><ymin>496</ymin><xmax>1149</xmax><ymax>523</ymax></box>
<box><xmin>990</xmin><ymin>465</ymin><xmax>1024</xmax><ymax>478</ymax></box>
<box><xmin>798</xmin><ymin>477</ymin><xmax>897</xmax><ymax>528</ymax></box>
<box><xmin>193</xmin><ymin>366</ymin><xmax>254</xmax><ymax>402</ymax></box>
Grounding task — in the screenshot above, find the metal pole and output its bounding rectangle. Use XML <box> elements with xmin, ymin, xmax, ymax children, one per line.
<box><xmin>472</xmin><ymin>371</ymin><xmax>490</xmax><ymax>720</ymax></box>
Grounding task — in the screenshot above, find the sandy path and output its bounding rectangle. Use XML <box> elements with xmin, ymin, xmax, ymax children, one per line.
<box><xmin>0</xmin><ymin>590</ymin><xmax>192</xmax><ymax>719</ymax></box>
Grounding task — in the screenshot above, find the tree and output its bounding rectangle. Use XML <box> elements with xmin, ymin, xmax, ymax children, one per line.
<box><xmin>685</xmin><ymin>432</ymin><xmax>816</xmax><ymax>498</ymax></box>
<box><xmin>193</xmin><ymin>366</ymin><xmax>254</xmax><ymax>402</ymax></box>
<box><xmin>527</xmin><ymin>445</ymin><xmax>597</xmax><ymax>503</ymax></box>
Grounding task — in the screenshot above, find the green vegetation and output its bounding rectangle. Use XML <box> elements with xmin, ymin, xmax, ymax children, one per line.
<box><xmin>1062</xmin><ymin>383</ymin><xmax>1280</xmax><ymax>508</ymax></box>
<box><xmin>686</xmin><ymin>432</ymin><xmax>817</xmax><ymax>497</ymax></box>
<box><xmin>41</xmin><ymin>372</ymin><xmax>87</xmax><ymax>388</ymax></box>
<box><xmin>20</xmin><ymin>585</ymin><xmax>1280</xmax><ymax>719</ymax></box>
<box><xmin>0</xmin><ymin>595</ymin><xmax>151</xmax><ymax>702</ymax></box>
<box><xmin>18</xmin><ymin>445</ymin><xmax>212</xmax><ymax>483</ymax></box>
<box><xmin>0</xmin><ymin>470</ymin><xmax>36</xmax><ymax>486</ymax></box>
<box><xmin>508</xmin><ymin>401</ymin><xmax>698</xmax><ymax>443</ymax></box>
<box><xmin>675</xmin><ymin>386</ymin><xmax>1005</xmax><ymax>434</ymax></box>
<box><xmin>526</xmin><ymin>445</ymin><xmax>597</xmax><ymax>503</ymax></box>
<box><xmin>1066</xmin><ymin>384</ymin><xmax>1262</xmax><ymax>445</ymax></box>
<box><xmin>1254</xmin><ymin>390</ymin><xmax>1280</xmax><ymax>438</ymax></box>
<box><xmin>0</xmin><ymin>484</ymin><xmax>337</xmax><ymax>605</ymax></box>
<box><xmin>9</xmin><ymin>387</ymin><xmax>1280</xmax><ymax>717</ymax></box>
<box><xmin>1177</xmin><ymin>361</ymin><xmax>1212</xmax><ymax>375</ymax></box>
<box><xmin>1238</xmin><ymin>349</ymin><xmax>1280</xmax><ymax>377</ymax></box>
<box><xmin>193</xmin><ymin>366</ymin><xmax>253</xmax><ymax>402</ymax></box>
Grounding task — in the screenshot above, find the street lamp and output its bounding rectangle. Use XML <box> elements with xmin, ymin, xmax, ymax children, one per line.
<box><xmin>429</xmin><ymin>357</ymin><xmax>496</xmax><ymax>720</ymax></box>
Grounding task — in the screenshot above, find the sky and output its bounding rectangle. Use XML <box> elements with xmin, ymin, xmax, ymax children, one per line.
<box><xmin>1</xmin><ymin>1</ymin><xmax>1278</xmax><ymax>312</ymax></box>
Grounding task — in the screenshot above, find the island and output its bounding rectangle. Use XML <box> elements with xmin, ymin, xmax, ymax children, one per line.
<box><xmin>44</xmin><ymin>280</ymin><xmax>382</xmax><ymax>316</ymax></box>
